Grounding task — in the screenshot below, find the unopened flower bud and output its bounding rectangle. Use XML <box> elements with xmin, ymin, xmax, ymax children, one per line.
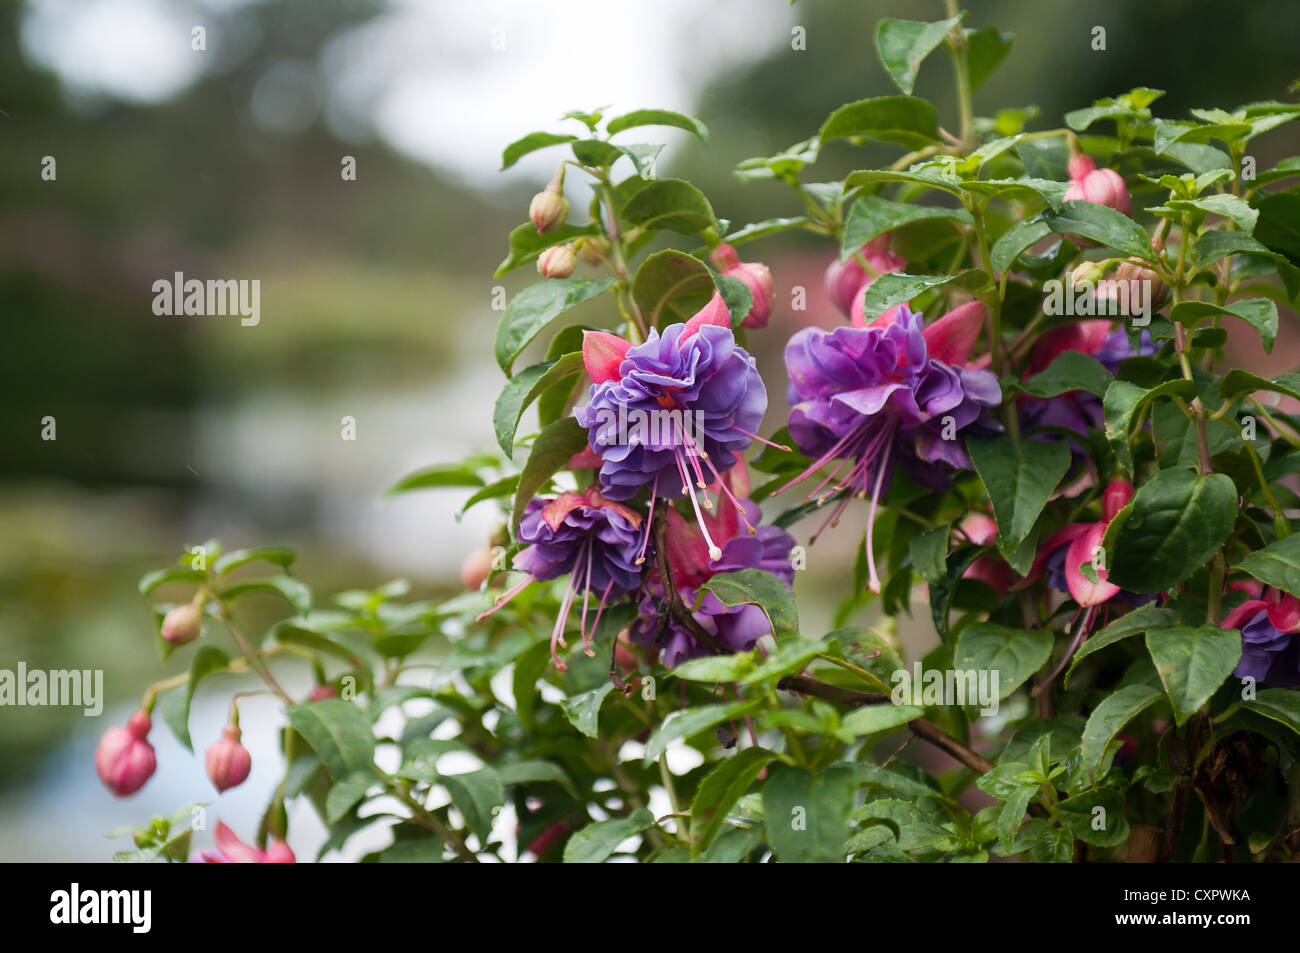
<box><xmin>95</xmin><ymin>710</ymin><xmax>157</xmax><ymax>797</ymax></box>
<box><xmin>309</xmin><ymin>684</ymin><xmax>337</xmax><ymax>702</ymax></box>
<box><xmin>537</xmin><ymin>243</ymin><xmax>577</xmax><ymax>279</ymax></box>
<box><xmin>1064</xmin><ymin>154</ymin><xmax>1131</xmax><ymax>216</ymax></box>
<box><xmin>161</xmin><ymin>595</ymin><xmax>203</xmax><ymax>646</ymax></box>
<box><xmin>709</xmin><ymin>243</ymin><xmax>774</xmax><ymax>329</ymax></box>
<box><xmin>529</xmin><ymin>182</ymin><xmax>569</xmax><ymax>234</ymax></box>
<box><xmin>461</xmin><ymin>544</ymin><xmax>494</xmax><ymax>590</ymax></box>
<box><xmin>1103</xmin><ymin>479</ymin><xmax>1135</xmax><ymax>522</ymax></box>
<box><xmin>205</xmin><ymin>723</ymin><xmax>252</xmax><ymax>793</ymax></box>
<box><xmin>1114</xmin><ymin>260</ymin><xmax>1168</xmax><ymax>309</ymax></box>
<box><xmin>1069</xmin><ymin>261</ymin><xmax>1107</xmax><ymax>288</ymax></box>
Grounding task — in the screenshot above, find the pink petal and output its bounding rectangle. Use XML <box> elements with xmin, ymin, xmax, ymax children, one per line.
<box><xmin>1266</xmin><ymin>593</ymin><xmax>1300</xmax><ymax>633</ymax></box>
<box><xmin>581</xmin><ymin>330</ymin><xmax>631</xmax><ymax>384</ymax></box>
<box><xmin>1064</xmin><ymin>522</ymin><xmax>1120</xmax><ymax>606</ymax></box>
<box><xmin>923</xmin><ymin>301</ymin><xmax>986</xmax><ymax>365</ymax></box>
<box><xmin>1222</xmin><ymin>599</ymin><xmax>1271</xmax><ymax>631</ymax></box>
<box><xmin>1102</xmin><ymin>479</ymin><xmax>1134</xmax><ymax>522</ymax></box>
<box><xmin>681</xmin><ymin>292</ymin><xmax>731</xmax><ymax>345</ymax></box>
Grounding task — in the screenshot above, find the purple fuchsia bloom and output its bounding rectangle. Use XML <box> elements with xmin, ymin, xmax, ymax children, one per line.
<box><xmin>629</xmin><ymin>465</ymin><xmax>797</xmax><ymax>667</ymax></box>
<box><xmin>478</xmin><ymin>486</ymin><xmax>646</xmax><ymax>669</ymax></box>
<box><xmin>575</xmin><ymin>294</ymin><xmax>770</xmax><ymax>560</ymax></box>
<box><xmin>778</xmin><ymin>303</ymin><xmax>1001</xmax><ymax>593</ymax></box>
<box><xmin>1221</xmin><ymin>590</ymin><xmax>1300</xmax><ymax>688</ymax></box>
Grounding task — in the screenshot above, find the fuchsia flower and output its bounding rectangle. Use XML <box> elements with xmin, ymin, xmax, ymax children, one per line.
<box><xmin>1064</xmin><ymin>155</ymin><xmax>1131</xmax><ymax>216</ymax></box>
<box><xmin>161</xmin><ymin>598</ymin><xmax>203</xmax><ymax>646</ymax></box>
<box><xmin>825</xmin><ymin>236</ymin><xmax>907</xmax><ymax>318</ymax></box>
<box><xmin>478</xmin><ymin>484</ymin><xmax>647</xmax><ymax>669</ymax></box>
<box><xmin>1221</xmin><ymin>588</ymin><xmax>1300</xmax><ymax>688</ymax></box>
<box><xmin>1032</xmin><ymin>478</ymin><xmax>1134</xmax><ymax>609</ymax></box>
<box><xmin>778</xmin><ymin>303</ymin><xmax>1001</xmax><ymax>593</ymax></box>
<box><xmin>629</xmin><ymin>465</ymin><xmax>796</xmax><ymax>667</ymax></box>
<box><xmin>710</xmin><ymin>243</ymin><xmax>775</xmax><ymax>329</ymax></box>
<box><xmin>200</xmin><ymin>821</ymin><xmax>295</xmax><ymax>863</ymax></box>
<box><xmin>575</xmin><ymin>293</ymin><xmax>770</xmax><ymax>560</ymax></box>
<box><xmin>95</xmin><ymin>710</ymin><xmax>157</xmax><ymax>798</ymax></box>
<box><xmin>958</xmin><ymin>512</ymin><xmax>1013</xmax><ymax>594</ymax></box>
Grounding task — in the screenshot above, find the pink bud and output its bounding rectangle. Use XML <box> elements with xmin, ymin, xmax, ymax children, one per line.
<box><xmin>1102</xmin><ymin>480</ymin><xmax>1134</xmax><ymax>522</ymax></box>
<box><xmin>825</xmin><ymin>238</ymin><xmax>907</xmax><ymax>318</ymax></box>
<box><xmin>263</xmin><ymin>840</ymin><xmax>296</xmax><ymax>863</ymax></box>
<box><xmin>308</xmin><ymin>684</ymin><xmax>337</xmax><ymax>702</ymax></box>
<box><xmin>923</xmin><ymin>301</ymin><xmax>986</xmax><ymax>365</ymax></box>
<box><xmin>959</xmin><ymin>512</ymin><xmax>999</xmax><ymax>547</ymax></box>
<box><xmin>161</xmin><ymin>599</ymin><xmax>202</xmax><ymax>646</ymax></box>
<box><xmin>1064</xmin><ymin>165</ymin><xmax>1131</xmax><ymax>216</ymax></box>
<box><xmin>582</xmin><ymin>330</ymin><xmax>631</xmax><ymax>384</ymax></box>
<box><xmin>205</xmin><ymin>724</ymin><xmax>252</xmax><ymax>793</ymax></box>
<box><xmin>710</xmin><ymin>243</ymin><xmax>775</xmax><ymax>329</ymax></box>
<box><xmin>460</xmin><ymin>545</ymin><xmax>494</xmax><ymax>590</ymax></box>
<box><xmin>95</xmin><ymin>710</ymin><xmax>156</xmax><ymax>797</ymax></box>
<box><xmin>849</xmin><ymin>294</ymin><xmax>908</xmax><ymax>330</ymax></box>
<box><xmin>681</xmin><ymin>291</ymin><xmax>731</xmax><ymax>345</ymax></box>
<box><xmin>537</xmin><ymin>243</ymin><xmax>576</xmax><ymax>279</ymax></box>
<box><xmin>529</xmin><ymin>187</ymin><xmax>569</xmax><ymax>234</ymax></box>
<box><xmin>1067</xmin><ymin>155</ymin><xmax>1098</xmax><ymax>182</ymax></box>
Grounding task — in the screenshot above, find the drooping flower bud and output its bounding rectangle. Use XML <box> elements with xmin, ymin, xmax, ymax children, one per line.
<box><xmin>1064</xmin><ymin>155</ymin><xmax>1131</xmax><ymax>216</ymax></box>
<box><xmin>161</xmin><ymin>595</ymin><xmax>203</xmax><ymax>646</ymax></box>
<box><xmin>308</xmin><ymin>684</ymin><xmax>337</xmax><ymax>702</ymax></box>
<box><xmin>825</xmin><ymin>237</ymin><xmax>907</xmax><ymax>318</ymax></box>
<box><xmin>1068</xmin><ymin>260</ymin><xmax>1107</xmax><ymax>288</ymax></box>
<box><xmin>529</xmin><ymin>169</ymin><xmax>569</xmax><ymax>234</ymax></box>
<box><xmin>1111</xmin><ymin>260</ymin><xmax>1168</xmax><ymax>310</ymax></box>
<box><xmin>205</xmin><ymin>723</ymin><xmax>252</xmax><ymax>793</ymax></box>
<box><xmin>537</xmin><ymin>243</ymin><xmax>577</xmax><ymax>279</ymax></box>
<box><xmin>95</xmin><ymin>710</ymin><xmax>157</xmax><ymax>798</ymax></box>
<box><xmin>709</xmin><ymin>243</ymin><xmax>775</xmax><ymax>329</ymax></box>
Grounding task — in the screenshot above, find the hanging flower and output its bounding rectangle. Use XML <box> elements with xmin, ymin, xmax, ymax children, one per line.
<box><xmin>1221</xmin><ymin>589</ymin><xmax>1300</xmax><ymax>688</ymax></box>
<box><xmin>199</xmin><ymin>821</ymin><xmax>295</xmax><ymax>863</ymax></box>
<box><xmin>478</xmin><ymin>485</ymin><xmax>646</xmax><ymax>669</ymax></box>
<box><xmin>779</xmin><ymin>304</ymin><xmax>1001</xmax><ymax>592</ymax></box>
<box><xmin>575</xmin><ymin>293</ymin><xmax>769</xmax><ymax>560</ymax></box>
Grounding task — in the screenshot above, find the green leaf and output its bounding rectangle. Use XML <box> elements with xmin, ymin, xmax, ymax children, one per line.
<box><xmin>1057</xmin><ymin>788</ymin><xmax>1129</xmax><ymax>848</ymax></box>
<box><xmin>493</xmin><ymin>353</ymin><xmax>584</xmax><ymax>457</ymax></box>
<box><xmin>213</xmin><ymin>547</ymin><xmax>295</xmax><ymax>576</ymax></box>
<box><xmin>761</xmin><ymin>764</ymin><xmax>857</xmax><ymax>863</ymax></box>
<box><xmin>560</xmin><ymin>682</ymin><xmax>615</xmax><ymax>738</ymax></box>
<box><xmin>288</xmin><ymin>700</ymin><xmax>377</xmax><ymax>782</ymax></box>
<box><xmin>1044</xmin><ymin>201</ymin><xmax>1156</xmax><ymax>261</ymax></box>
<box><xmin>495</xmin><ymin>222</ymin><xmax>598</xmax><ymax>277</ymax></box>
<box><xmin>326</xmin><ymin>772</ymin><xmax>374</xmax><ymax>824</ymax></box>
<box><xmin>620</xmin><ymin>178</ymin><xmax>717</xmax><ymax>234</ymax></box>
<box><xmin>385</xmin><ymin>462</ymin><xmax>485</xmax><ymax>496</ymax></box>
<box><xmin>157</xmin><ymin>645</ymin><xmax>230</xmax><ymax>752</ymax></box>
<box><xmin>1103</xmin><ymin>468</ymin><xmax>1238</xmax><ymax>593</ymax></box>
<box><xmin>855</xmin><ymin>270</ymin><xmax>987</xmax><ymax>318</ymax></box>
<box><xmin>495</xmin><ymin>278</ymin><xmax>615</xmax><ymax>374</ymax></box>
<box><xmin>723</xmin><ymin>216</ymin><xmax>811</xmax><ymax>245</ymax></box>
<box><xmin>909</xmin><ymin>525</ymin><xmax>950</xmax><ymax>586</ymax></box>
<box><xmin>501</xmin><ymin>131</ymin><xmax>577</xmax><ymax>169</ymax></box>
<box><xmin>966</xmin><ymin>435</ymin><xmax>1071</xmax><ymax>562</ymax></box>
<box><xmin>1168</xmin><ymin>298</ymin><xmax>1278</xmax><ymax>353</ymax></box>
<box><xmin>219</xmin><ymin>575</ymin><xmax>311</xmax><ymax>615</ymax></box>
<box><xmin>1065</xmin><ymin>604</ymin><xmax>1180</xmax><ymax>686</ymax></box>
<box><xmin>1022</xmin><ymin>350</ymin><xmax>1113</xmax><ymax>398</ymax></box>
<box><xmin>510</xmin><ymin>416</ymin><xmax>590</xmax><ymax>533</ymax></box>
<box><xmin>1102</xmin><ymin>378</ymin><xmax>1197</xmax><ymax>475</ymax></box>
<box><xmin>689</xmin><ymin>747</ymin><xmax>773</xmax><ymax>855</ymax></box>
<box><xmin>697</xmin><ymin>569</ymin><xmax>798</xmax><ymax>642</ymax></box>
<box><xmin>671</xmin><ymin>653</ymin><xmax>756</xmax><ymax>683</ymax></box>
<box><xmin>1234</xmin><ymin>532</ymin><xmax>1300</xmax><ymax>598</ymax></box>
<box><xmin>642</xmin><ymin>700</ymin><xmax>761</xmax><ymax>765</ymax></box>
<box><xmin>1145</xmin><ymin>625</ymin><xmax>1242</xmax><ymax>726</ymax></box>
<box><xmin>563</xmin><ymin>808</ymin><xmax>655</xmax><ymax>863</ymax></box>
<box><xmin>820</xmin><ymin>96</ymin><xmax>941</xmax><ymax>149</ymax></box>
<box><xmin>442</xmin><ymin>768</ymin><xmax>505</xmax><ymax>841</ymax></box>
<box><xmin>631</xmin><ymin>248</ymin><xmax>714</xmax><ymax>325</ymax></box>
<box><xmin>607</xmin><ymin>108</ymin><xmax>708</xmax><ymax>143</ymax></box>
<box><xmin>1163</xmin><ymin>193</ymin><xmax>1258</xmax><ymax>234</ymax></box>
<box><xmin>742</xmin><ymin>639</ymin><xmax>830</xmax><ymax>685</ymax></box>
<box><xmin>966</xmin><ymin>26</ymin><xmax>1014</xmax><ymax>92</ymax></box>
<box><xmin>495</xmin><ymin>760</ymin><xmax>577</xmax><ymax>797</ymax></box>
<box><xmin>873</xmin><ymin>17</ymin><xmax>961</xmax><ymax>95</ymax></box>
<box><xmin>991</xmin><ymin>219</ymin><xmax>1051</xmax><ymax>274</ymax></box>
<box><xmin>138</xmin><ymin>567</ymin><xmax>206</xmax><ymax>596</ymax></box>
<box><xmin>953</xmin><ymin>623</ymin><xmax>1054</xmax><ymax>700</ymax></box>
<box><xmin>1217</xmin><ymin>688</ymin><xmax>1300</xmax><ymax>737</ymax></box>
<box><xmin>840</xmin><ymin>704</ymin><xmax>924</xmax><ymax>737</ymax></box>
<box><xmin>840</xmin><ymin>195</ymin><xmax>970</xmax><ymax>261</ymax></box>
<box><xmin>1080</xmin><ymin>684</ymin><xmax>1164</xmax><ymax>782</ymax></box>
